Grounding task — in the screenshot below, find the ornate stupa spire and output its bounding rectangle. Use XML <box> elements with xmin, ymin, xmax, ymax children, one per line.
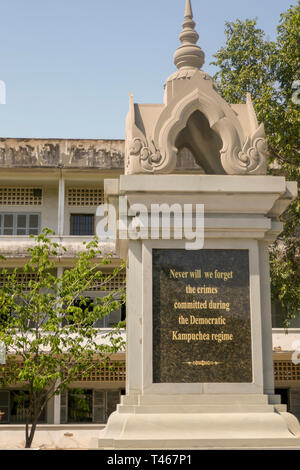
<box><xmin>174</xmin><ymin>0</ymin><xmax>205</xmax><ymax>70</ymax></box>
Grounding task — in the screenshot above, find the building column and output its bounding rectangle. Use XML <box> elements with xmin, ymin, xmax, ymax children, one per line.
<box><xmin>58</xmin><ymin>174</ymin><xmax>65</xmax><ymax>237</ymax></box>
<box><xmin>53</xmin><ymin>391</ymin><xmax>61</xmax><ymax>424</ymax></box>
<box><xmin>52</xmin><ymin>267</ymin><xmax>64</xmax><ymax>424</ymax></box>
<box><xmin>47</xmin><ymin>390</ymin><xmax>61</xmax><ymax>424</ymax></box>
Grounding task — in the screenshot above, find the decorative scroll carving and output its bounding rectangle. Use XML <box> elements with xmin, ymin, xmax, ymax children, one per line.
<box><xmin>238</xmin><ymin>125</ymin><xmax>268</xmax><ymax>170</ymax></box>
<box><xmin>221</xmin><ymin>123</ymin><xmax>268</xmax><ymax>175</ymax></box>
<box><xmin>128</xmin><ymin>138</ymin><xmax>165</xmax><ymax>173</ymax></box>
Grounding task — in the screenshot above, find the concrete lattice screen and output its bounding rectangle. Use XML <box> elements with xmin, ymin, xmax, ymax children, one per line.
<box><xmin>66</xmin><ymin>188</ymin><xmax>104</xmax><ymax>207</ymax></box>
<box><xmin>0</xmin><ymin>361</ymin><xmax>126</xmax><ymax>383</ymax></box>
<box><xmin>0</xmin><ymin>187</ymin><xmax>43</xmax><ymax>206</ymax></box>
<box><xmin>274</xmin><ymin>360</ymin><xmax>300</xmax><ymax>382</ymax></box>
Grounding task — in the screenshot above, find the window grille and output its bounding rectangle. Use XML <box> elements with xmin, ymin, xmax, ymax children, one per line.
<box><xmin>0</xmin><ymin>270</ymin><xmax>124</xmax><ymax>290</ymax></box>
<box><xmin>93</xmin><ymin>390</ymin><xmax>120</xmax><ymax>423</ymax></box>
<box><xmin>60</xmin><ymin>390</ymin><xmax>68</xmax><ymax>424</ymax></box>
<box><xmin>0</xmin><ymin>188</ymin><xmax>42</xmax><ymax>206</ymax></box>
<box><xmin>0</xmin><ymin>271</ymin><xmax>39</xmax><ymax>288</ymax></box>
<box><xmin>93</xmin><ymin>390</ymin><xmax>106</xmax><ymax>423</ymax></box>
<box><xmin>106</xmin><ymin>390</ymin><xmax>121</xmax><ymax>418</ymax></box>
<box><xmin>289</xmin><ymin>389</ymin><xmax>300</xmax><ymax>421</ymax></box>
<box><xmin>72</xmin><ymin>362</ymin><xmax>126</xmax><ymax>383</ymax></box>
<box><xmin>0</xmin><ymin>213</ymin><xmax>40</xmax><ymax>235</ymax></box>
<box><xmin>274</xmin><ymin>360</ymin><xmax>300</xmax><ymax>382</ymax></box>
<box><xmin>67</xmin><ymin>188</ymin><xmax>104</xmax><ymax>206</ymax></box>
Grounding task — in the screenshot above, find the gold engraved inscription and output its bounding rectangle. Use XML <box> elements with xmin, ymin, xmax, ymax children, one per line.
<box><xmin>183</xmin><ymin>361</ymin><xmax>223</xmax><ymax>366</ymax></box>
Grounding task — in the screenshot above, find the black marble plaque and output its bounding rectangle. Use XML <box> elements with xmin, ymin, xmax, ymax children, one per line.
<box><xmin>152</xmin><ymin>249</ymin><xmax>252</xmax><ymax>383</ymax></box>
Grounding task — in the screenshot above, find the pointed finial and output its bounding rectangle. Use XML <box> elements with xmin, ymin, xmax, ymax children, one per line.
<box><xmin>185</xmin><ymin>0</ymin><xmax>193</xmax><ymax>18</ymax></box>
<box><xmin>174</xmin><ymin>0</ymin><xmax>205</xmax><ymax>70</ymax></box>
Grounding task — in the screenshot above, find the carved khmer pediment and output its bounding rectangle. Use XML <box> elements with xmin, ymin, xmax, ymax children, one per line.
<box><xmin>125</xmin><ymin>1</ymin><xmax>268</xmax><ymax>176</ymax></box>
<box><xmin>125</xmin><ymin>75</ymin><xmax>268</xmax><ymax>176</ymax></box>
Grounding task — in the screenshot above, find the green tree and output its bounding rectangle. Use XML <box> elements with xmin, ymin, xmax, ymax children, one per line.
<box><xmin>0</xmin><ymin>228</ymin><xmax>126</xmax><ymax>448</ymax></box>
<box><xmin>212</xmin><ymin>3</ymin><xmax>300</xmax><ymax>326</ymax></box>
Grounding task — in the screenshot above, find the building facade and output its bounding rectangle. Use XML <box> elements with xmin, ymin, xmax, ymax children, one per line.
<box><xmin>0</xmin><ymin>138</ymin><xmax>127</xmax><ymax>425</ymax></box>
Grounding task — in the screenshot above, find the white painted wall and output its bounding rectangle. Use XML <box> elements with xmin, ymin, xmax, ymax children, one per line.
<box><xmin>41</xmin><ymin>185</ymin><xmax>59</xmax><ymax>233</ymax></box>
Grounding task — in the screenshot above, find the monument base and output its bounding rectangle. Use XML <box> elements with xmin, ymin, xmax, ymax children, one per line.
<box><xmin>96</xmin><ymin>394</ymin><xmax>300</xmax><ymax>449</ymax></box>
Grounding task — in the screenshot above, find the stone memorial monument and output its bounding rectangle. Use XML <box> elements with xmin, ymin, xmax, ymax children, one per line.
<box><xmin>97</xmin><ymin>0</ymin><xmax>300</xmax><ymax>449</ymax></box>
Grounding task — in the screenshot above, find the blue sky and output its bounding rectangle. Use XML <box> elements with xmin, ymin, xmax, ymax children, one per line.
<box><xmin>0</xmin><ymin>0</ymin><xmax>297</xmax><ymax>140</ymax></box>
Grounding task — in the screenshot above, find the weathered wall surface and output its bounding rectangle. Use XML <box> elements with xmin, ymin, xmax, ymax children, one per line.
<box><xmin>0</xmin><ymin>139</ymin><xmax>125</xmax><ymax>169</ymax></box>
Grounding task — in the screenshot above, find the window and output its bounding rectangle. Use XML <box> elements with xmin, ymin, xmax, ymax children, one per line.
<box><xmin>63</xmin><ymin>297</ymin><xmax>94</xmax><ymax>327</ymax></box>
<box><xmin>0</xmin><ymin>213</ymin><xmax>40</xmax><ymax>235</ymax></box>
<box><xmin>0</xmin><ymin>309</ymin><xmax>9</xmax><ymax>326</ymax></box>
<box><xmin>0</xmin><ymin>390</ymin><xmax>46</xmax><ymax>424</ymax></box>
<box><xmin>70</xmin><ymin>214</ymin><xmax>94</xmax><ymax>236</ymax></box>
<box><xmin>63</xmin><ymin>295</ymin><xmax>122</xmax><ymax>328</ymax></box>
<box><xmin>121</xmin><ymin>303</ymin><xmax>126</xmax><ymax>322</ymax></box>
<box><xmin>0</xmin><ymin>271</ymin><xmax>39</xmax><ymax>288</ymax></box>
<box><xmin>67</xmin><ymin>389</ymin><xmax>93</xmax><ymax>423</ymax></box>
<box><xmin>94</xmin><ymin>303</ymin><xmax>122</xmax><ymax>328</ymax></box>
<box><xmin>272</xmin><ymin>301</ymin><xmax>300</xmax><ymax>328</ymax></box>
<box><xmin>0</xmin><ymin>391</ymin><xmax>9</xmax><ymax>424</ymax></box>
<box><xmin>289</xmin><ymin>389</ymin><xmax>300</xmax><ymax>421</ymax></box>
<box><xmin>0</xmin><ymin>270</ymin><xmax>56</xmax><ymax>329</ymax></box>
<box><xmin>60</xmin><ymin>389</ymin><xmax>120</xmax><ymax>424</ymax></box>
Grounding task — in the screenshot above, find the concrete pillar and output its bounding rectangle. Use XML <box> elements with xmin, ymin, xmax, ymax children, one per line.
<box><xmin>57</xmin><ymin>174</ymin><xmax>65</xmax><ymax>237</ymax></box>
<box><xmin>53</xmin><ymin>392</ymin><xmax>61</xmax><ymax>425</ymax></box>
<box><xmin>46</xmin><ymin>384</ymin><xmax>61</xmax><ymax>424</ymax></box>
<box><xmin>52</xmin><ymin>268</ymin><xmax>64</xmax><ymax>424</ymax></box>
<box><xmin>126</xmin><ymin>241</ymin><xmax>142</xmax><ymax>396</ymax></box>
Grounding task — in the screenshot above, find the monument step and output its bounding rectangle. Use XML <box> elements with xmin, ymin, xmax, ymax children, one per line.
<box><xmin>97</xmin><ymin>410</ymin><xmax>300</xmax><ymax>449</ymax></box>
<box><xmin>274</xmin><ymin>404</ymin><xmax>288</xmax><ymax>412</ymax></box>
<box><xmin>117</xmin><ymin>404</ymin><xmax>276</xmax><ymax>414</ymax></box>
<box><xmin>98</xmin><ymin>437</ymin><xmax>300</xmax><ymax>450</ymax></box>
<box><xmin>121</xmin><ymin>394</ymin><xmax>270</xmax><ymax>406</ymax></box>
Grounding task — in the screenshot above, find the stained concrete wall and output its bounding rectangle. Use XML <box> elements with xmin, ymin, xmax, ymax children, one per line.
<box><xmin>0</xmin><ymin>139</ymin><xmax>125</xmax><ymax>169</ymax></box>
